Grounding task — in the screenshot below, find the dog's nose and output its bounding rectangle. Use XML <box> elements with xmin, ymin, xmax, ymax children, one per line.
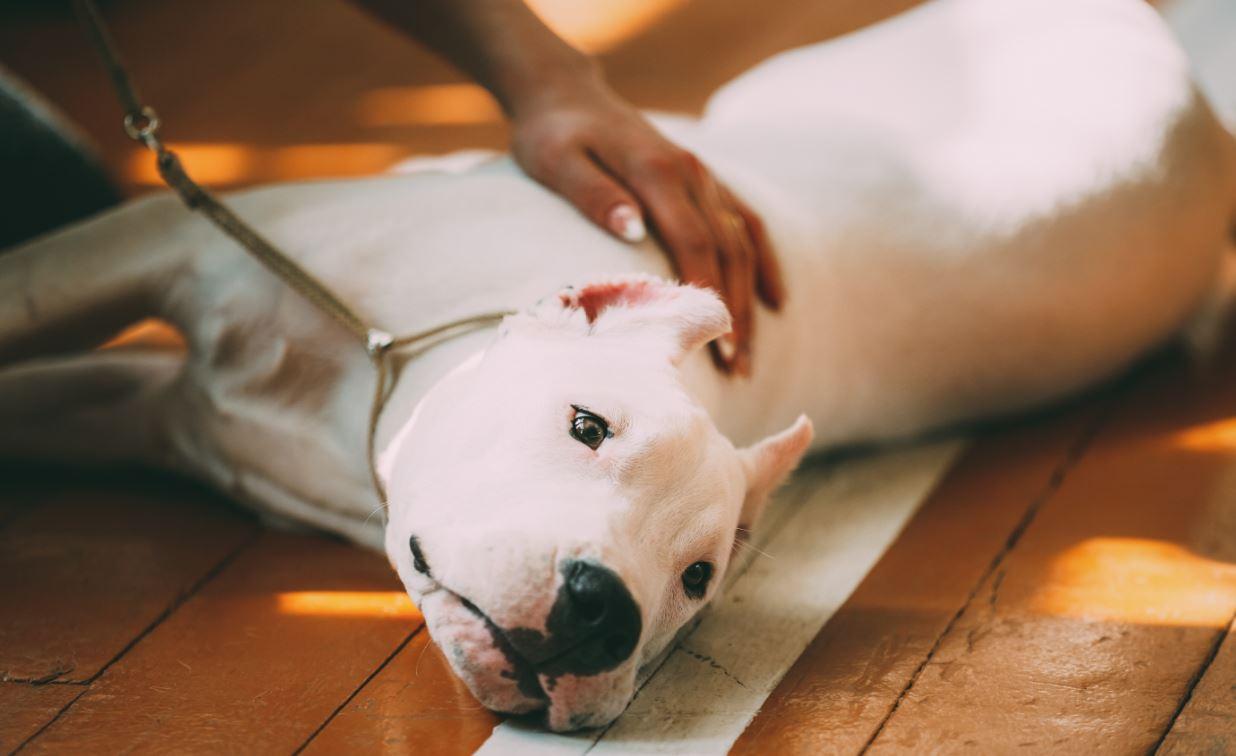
<box><xmin>564</xmin><ymin>561</ymin><xmax>638</xmax><ymax>647</ymax></box>
<box><xmin>525</xmin><ymin>560</ymin><xmax>641</xmax><ymax>676</ymax></box>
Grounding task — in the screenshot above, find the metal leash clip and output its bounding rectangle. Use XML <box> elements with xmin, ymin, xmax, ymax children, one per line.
<box><xmin>122</xmin><ymin>105</ymin><xmax>161</xmax><ymax>150</ymax></box>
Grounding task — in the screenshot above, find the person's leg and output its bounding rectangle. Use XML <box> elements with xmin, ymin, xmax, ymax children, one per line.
<box><xmin>0</xmin><ymin>64</ymin><xmax>120</xmax><ymax>250</ymax></box>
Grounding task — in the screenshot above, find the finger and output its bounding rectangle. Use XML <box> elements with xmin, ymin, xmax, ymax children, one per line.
<box><xmin>595</xmin><ymin>147</ymin><xmax>725</xmax><ymax>288</ymax></box>
<box><xmin>591</xmin><ymin>144</ymin><xmax>739</xmax><ymax>372</ymax></box>
<box><xmin>532</xmin><ymin>149</ymin><xmax>648</xmax><ymax>244</ymax></box>
<box><xmin>633</xmin><ymin>183</ymin><xmax>733</xmax><ymax>369</ymax></box>
<box><xmin>695</xmin><ymin>178</ymin><xmax>755</xmax><ymax>376</ymax></box>
<box><xmin>646</xmin><ymin>188</ymin><xmax>725</xmax><ymax>300</ymax></box>
<box><xmin>723</xmin><ymin>189</ymin><xmax>784</xmax><ymax>311</ymax></box>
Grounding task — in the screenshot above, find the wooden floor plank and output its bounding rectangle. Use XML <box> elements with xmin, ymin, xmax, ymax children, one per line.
<box><xmin>860</xmin><ymin>351</ymin><xmax>1236</xmax><ymax>753</ymax></box>
<box><xmin>733</xmin><ymin>398</ymin><xmax>1110</xmax><ymax>754</ymax></box>
<box><xmin>0</xmin><ymin>683</ymin><xmax>81</xmax><ymax>752</ymax></box>
<box><xmin>23</xmin><ymin>531</ymin><xmax>422</xmax><ymax>754</ymax></box>
<box><xmin>1159</xmin><ymin>611</ymin><xmax>1236</xmax><ymax>754</ymax></box>
<box><xmin>0</xmin><ymin>472</ymin><xmax>258</xmax><ymax>683</ymax></box>
<box><xmin>302</xmin><ymin>627</ymin><xmax>500</xmax><ymax>755</ymax></box>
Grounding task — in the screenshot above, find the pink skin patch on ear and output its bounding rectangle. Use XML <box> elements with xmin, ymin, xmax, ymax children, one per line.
<box><xmin>559</xmin><ymin>278</ymin><xmax>660</xmax><ymax>324</ymax></box>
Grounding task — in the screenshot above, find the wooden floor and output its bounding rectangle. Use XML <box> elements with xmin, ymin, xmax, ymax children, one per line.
<box><xmin>2</xmin><ymin>1</ymin><xmax>1235</xmax><ymax>753</ymax></box>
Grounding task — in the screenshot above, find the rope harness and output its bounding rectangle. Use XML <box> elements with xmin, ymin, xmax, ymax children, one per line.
<box><xmin>74</xmin><ymin>0</ymin><xmax>514</xmax><ymax>514</ymax></box>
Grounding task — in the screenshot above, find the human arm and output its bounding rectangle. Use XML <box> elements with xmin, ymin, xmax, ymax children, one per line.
<box><xmin>351</xmin><ymin>0</ymin><xmax>785</xmax><ymax>373</ymax></box>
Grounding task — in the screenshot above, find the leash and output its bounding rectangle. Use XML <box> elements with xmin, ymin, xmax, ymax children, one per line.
<box><xmin>73</xmin><ymin>0</ymin><xmax>514</xmax><ymax>515</ymax></box>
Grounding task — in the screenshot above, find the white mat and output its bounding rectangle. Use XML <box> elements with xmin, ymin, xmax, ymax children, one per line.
<box><xmin>475</xmin><ymin>438</ymin><xmax>965</xmax><ymax>755</ymax></box>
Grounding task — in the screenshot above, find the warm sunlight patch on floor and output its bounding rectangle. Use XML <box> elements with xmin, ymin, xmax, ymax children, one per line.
<box><xmin>1175</xmin><ymin>416</ymin><xmax>1236</xmax><ymax>452</ymax></box>
<box><xmin>527</xmin><ymin>0</ymin><xmax>690</xmax><ymax>53</ymax></box>
<box><xmin>1031</xmin><ymin>537</ymin><xmax>1236</xmax><ymax>626</ymax></box>
<box><xmin>276</xmin><ymin>591</ymin><xmax>422</xmax><ymax>621</ymax></box>
<box><xmin>125</xmin><ymin>143</ymin><xmax>411</xmax><ymax>186</ymax></box>
<box><xmin>356</xmin><ymin>84</ymin><xmax>503</xmax><ymax>127</ymax></box>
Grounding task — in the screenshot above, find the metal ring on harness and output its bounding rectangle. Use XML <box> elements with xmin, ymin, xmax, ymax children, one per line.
<box><xmin>122</xmin><ymin>106</ymin><xmax>161</xmax><ymax>148</ymax></box>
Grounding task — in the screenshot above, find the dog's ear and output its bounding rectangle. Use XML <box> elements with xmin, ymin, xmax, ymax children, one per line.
<box><xmin>556</xmin><ymin>275</ymin><xmax>731</xmax><ymax>363</ymax></box>
<box><xmin>737</xmin><ymin>415</ymin><xmax>814</xmax><ymax>529</ymax></box>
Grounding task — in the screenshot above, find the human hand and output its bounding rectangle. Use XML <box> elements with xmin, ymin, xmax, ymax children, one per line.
<box><xmin>508</xmin><ymin>77</ymin><xmax>784</xmax><ymax>376</ymax></box>
<box><xmin>349</xmin><ymin>0</ymin><xmax>782</xmax><ymax>373</ymax></box>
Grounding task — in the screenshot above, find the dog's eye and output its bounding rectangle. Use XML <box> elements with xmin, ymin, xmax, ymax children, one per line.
<box><xmin>681</xmin><ymin>561</ymin><xmax>713</xmax><ymax>599</ymax></box>
<box><xmin>570</xmin><ymin>407</ymin><xmax>610</xmax><ymax>450</ymax></box>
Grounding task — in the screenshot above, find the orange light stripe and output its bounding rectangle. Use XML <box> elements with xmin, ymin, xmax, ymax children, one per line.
<box><xmin>276</xmin><ymin>591</ymin><xmax>422</xmax><ymax>621</ymax></box>
<box><xmin>1175</xmin><ymin>416</ymin><xmax>1236</xmax><ymax>451</ymax></box>
<box><xmin>527</xmin><ymin>0</ymin><xmax>690</xmax><ymax>52</ymax></box>
<box><xmin>125</xmin><ymin>142</ymin><xmax>413</xmax><ymax>186</ymax></box>
<box><xmin>356</xmin><ymin>84</ymin><xmax>502</xmax><ymax>127</ymax></box>
<box><xmin>1031</xmin><ymin>537</ymin><xmax>1236</xmax><ymax>626</ymax></box>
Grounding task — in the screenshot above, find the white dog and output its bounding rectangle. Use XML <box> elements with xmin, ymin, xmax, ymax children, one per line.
<box><xmin>1</xmin><ymin>0</ymin><xmax>1233</xmax><ymax>732</ymax></box>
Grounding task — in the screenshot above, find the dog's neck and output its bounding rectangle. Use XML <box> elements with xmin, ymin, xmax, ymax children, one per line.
<box><xmin>281</xmin><ymin>156</ymin><xmax>811</xmax><ymax>464</ymax></box>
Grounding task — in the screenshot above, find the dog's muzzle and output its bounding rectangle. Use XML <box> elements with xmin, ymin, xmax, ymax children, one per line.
<box><xmin>420</xmin><ymin>559</ymin><xmax>643</xmax><ymax>729</ymax></box>
<box><xmin>498</xmin><ymin>559</ymin><xmax>642</xmax><ymax>679</ymax></box>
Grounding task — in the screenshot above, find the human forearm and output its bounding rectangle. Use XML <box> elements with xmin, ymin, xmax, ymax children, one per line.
<box><xmin>351</xmin><ymin>0</ymin><xmax>602</xmax><ymax>117</ymax></box>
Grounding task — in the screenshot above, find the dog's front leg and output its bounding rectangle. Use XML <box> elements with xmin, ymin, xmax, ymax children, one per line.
<box><xmin>0</xmin><ymin>194</ymin><xmax>192</xmax><ymax>365</ymax></box>
<box><xmin>0</xmin><ymin>349</ymin><xmax>183</xmax><ymax>467</ymax></box>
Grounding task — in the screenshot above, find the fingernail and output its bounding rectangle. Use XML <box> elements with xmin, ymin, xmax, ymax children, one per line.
<box><xmin>608</xmin><ymin>204</ymin><xmax>646</xmax><ymax>243</ymax></box>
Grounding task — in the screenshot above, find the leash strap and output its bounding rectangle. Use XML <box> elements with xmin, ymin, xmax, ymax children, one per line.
<box><xmin>73</xmin><ymin>0</ymin><xmax>513</xmax><ymax>514</ymax></box>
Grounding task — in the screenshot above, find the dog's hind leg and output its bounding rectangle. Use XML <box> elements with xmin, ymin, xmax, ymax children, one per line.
<box><xmin>0</xmin><ymin>195</ymin><xmax>189</xmax><ymax>365</ymax></box>
<box><xmin>0</xmin><ymin>347</ymin><xmax>184</xmax><ymax>467</ymax></box>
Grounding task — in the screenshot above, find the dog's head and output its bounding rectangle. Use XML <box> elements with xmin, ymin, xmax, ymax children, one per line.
<box><xmin>381</xmin><ymin>276</ymin><xmax>811</xmax><ymax>731</ymax></box>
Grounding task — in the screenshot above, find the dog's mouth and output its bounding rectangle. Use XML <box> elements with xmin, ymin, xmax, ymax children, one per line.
<box><xmin>455</xmin><ymin>595</ymin><xmax>548</xmax><ymax>706</ymax></box>
<box><xmin>415</xmin><ymin>580</ymin><xmax>644</xmax><ymax>730</ymax></box>
<box><xmin>414</xmin><ymin>585</ymin><xmax>548</xmax><ymax>716</ymax></box>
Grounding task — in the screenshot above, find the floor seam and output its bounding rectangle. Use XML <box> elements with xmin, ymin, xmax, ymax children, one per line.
<box><xmin>4</xmin><ymin>526</ymin><xmax>260</xmax><ymax>700</ymax></box>
<box><xmin>9</xmin><ymin>685</ymin><xmax>89</xmax><ymax>756</ymax></box>
<box><xmin>1149</xmin><ymin>606</ymin><xmax>1236</xmax><ymax>754</ymax></box>
<box><xmin>8</xmin><ymin>528</ymin><xmax>262</xmax><ymax>752</ymax></box>
<box><xmin>80</xmin><ymin>528</ymin><xmax>263</xmax><ymax>686</ymax></box>
<box><xmin>292</xmin><ymin>625</ymin><xmax>424</xmax><ymax>755</ymax></box>
<box><xmin>855</xmin><ymin>400</ymin><xmax>1116</xmax><ymax>754</ymax></box>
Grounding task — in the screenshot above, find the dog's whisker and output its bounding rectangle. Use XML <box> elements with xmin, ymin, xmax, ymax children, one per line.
<box><xmin>415</xmin><ymin>633</ymin><xmax>432</xmax><ymax>678</ymax></box>
<box><xmin>362</xmin><ymin>501</ymin><xmax>385</xmax><ymax>525</ymax></box>
<box><xmin>733</xmin><ymin>538</ymin><xmax>774</xmax><ymax>561</ymax></box>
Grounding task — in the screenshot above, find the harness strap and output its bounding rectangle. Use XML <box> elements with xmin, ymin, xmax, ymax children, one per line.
<box><xmin>73</xmin><ymin>0</ymin><xmax>514</xmax><ymax>515</ymax></box>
